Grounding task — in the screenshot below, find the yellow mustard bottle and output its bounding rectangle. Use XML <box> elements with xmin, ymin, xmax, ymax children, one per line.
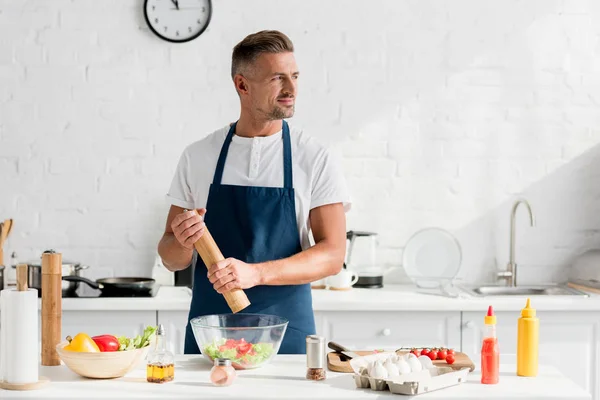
<box><xmin>517</xmin><ymin>298</ymin><xmax>539</xmax><ymax>377</ymax></box>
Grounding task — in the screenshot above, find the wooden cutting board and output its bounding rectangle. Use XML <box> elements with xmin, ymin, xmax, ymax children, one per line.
<box><xmin>327</xmin><ymin>350</ymin><xmax>475</xmax><ymax>373</ymax></box>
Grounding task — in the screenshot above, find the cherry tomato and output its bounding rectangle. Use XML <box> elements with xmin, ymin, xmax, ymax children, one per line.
<box><xmin>447</xmin><ymin>348</ymin><xmax>455</xmax><ymax>355</ymax></box>
<box><xmin>420</xmin><ymin>348</ymin><xmax>430</xmax><ymax>356</ymax></box>
<box><xmin>446</xmin><ymin>354</ymin><xmax>456</xmax><ymax>364</ymax></box>
<box><xmin>410</xmin><ymin>348</ymin><xmax>421</xmax><ymax>357</ymax></box>
<box><xmin>437</xmin><ymin>349</ymin><xmax>447</xmax><ymax>360</ymax></box>
<box><xmin>427</xmin><ymin>350</ymin><xmax>438</xmax><ymax>360</ymax></box>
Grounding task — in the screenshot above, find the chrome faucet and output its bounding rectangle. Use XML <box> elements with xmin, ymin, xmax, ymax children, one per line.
<box><xmin>497</xmin><ymin>199</ymin><xmax>535</xmax><ymax>287</ymax></box>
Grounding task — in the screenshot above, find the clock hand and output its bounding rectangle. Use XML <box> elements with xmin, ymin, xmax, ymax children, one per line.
<box><xmin>170</xmin><ymin>0</ymin><xmax>179</xmax><ymax>10</ymax></box>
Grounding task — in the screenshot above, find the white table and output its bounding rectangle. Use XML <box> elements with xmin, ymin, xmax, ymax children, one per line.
<box><xmin>1</xmin><ymin>356</ymin><xmax>590</xmax><ymax>399</ymax></box>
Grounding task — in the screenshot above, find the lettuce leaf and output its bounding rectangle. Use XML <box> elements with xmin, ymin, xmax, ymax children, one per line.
<box><xmin>117</xmin><ymin>325</ymin><xmax>157</xmax><ymax>351</ymax></box>
<box><xmin>201</xmin><ymin>339</ymin><xmax>274</xmax><ymax>367</ymax></box>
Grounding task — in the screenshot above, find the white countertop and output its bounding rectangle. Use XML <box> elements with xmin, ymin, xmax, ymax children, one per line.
<box><xmin>40</xmin><ymin>284</ymin><xmax>600</xmax><ymax>312</ymax></box>
<box><xmin>0</xmin><ymin>355</ymin><xmax>590</xmax><ymax>399</ymax></box>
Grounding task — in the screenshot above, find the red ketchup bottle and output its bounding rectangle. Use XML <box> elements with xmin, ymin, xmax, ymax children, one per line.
<box><xmin>481</xmin><ymin>305</ymin><xmax>499</xmax><ymax>384</ymax></box>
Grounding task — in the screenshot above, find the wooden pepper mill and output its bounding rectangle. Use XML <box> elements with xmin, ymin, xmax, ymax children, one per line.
<box><xmin>189</xmin><ymin>210</ymin><xmax>251</xmax><ymax>313</ymax></box>
<box><xmin>41</xmin><ymin>250</ymin><xmax>62</xmax><ymax>366</ymax></box>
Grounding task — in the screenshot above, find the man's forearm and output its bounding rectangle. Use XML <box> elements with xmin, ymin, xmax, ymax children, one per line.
<box><xmin>158</xmin><ymin>233</ymin><xmax>194</xmax><ymax>271</ymax></box>
<box><xmin>256</xmin><ymin>240</ymin><xmax>344</xmax><ymax>286</ymax></box>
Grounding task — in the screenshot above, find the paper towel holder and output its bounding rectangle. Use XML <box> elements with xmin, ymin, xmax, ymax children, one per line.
<box><xmin>0</xmin><ymin>264</ymin><xmax>50</xmax><ymax>391</ymax></box>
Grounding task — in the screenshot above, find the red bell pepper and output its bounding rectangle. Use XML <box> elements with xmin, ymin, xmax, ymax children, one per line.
<box><xmin>92</xmin><ymin>334</ymin><xmax>120</xmax><ymax>352</ymax></box>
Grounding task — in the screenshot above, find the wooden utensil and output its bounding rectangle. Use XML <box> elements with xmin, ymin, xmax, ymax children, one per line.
<box><xmin>327</xmin><ymin>349</ymin><xmax>475</xmax><ymax>373</ymax></box>
<box><xmin>188</xmin><ymin>209</ymin><xmax>250</xmax><ymax>313</ymax></box>
<box><xmin>41</xmin><ymin>251</ymin><xmax>62</xmax><ymax>366</ymax></box>
<box><xmin>0</xmin><ymin>218</ymin><xmax>12</xmax><ymax>246</ymax></box>
<box><xmin>568</xmin><ymin>280</ymin><xmax>600</xmax><ymax>295</ymax></box>
<box><xmin>0</xmin><ymin>218</ymin><xmax>13</xmax><ymax>265</ymax></box>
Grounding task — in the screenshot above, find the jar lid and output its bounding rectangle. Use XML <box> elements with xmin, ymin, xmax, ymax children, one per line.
<box><xmin>214</xmin><ymin>358</ymin><xmax>232</xmax><ymax>367</ymax></box>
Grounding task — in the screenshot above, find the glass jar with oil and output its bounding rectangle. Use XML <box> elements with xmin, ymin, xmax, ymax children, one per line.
<box><xmin>146</xmin><ymin>324</ymin><xmax>175</xmax><ymax>383</ymax></box>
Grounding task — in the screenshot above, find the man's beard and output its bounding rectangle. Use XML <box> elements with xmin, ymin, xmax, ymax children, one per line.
<box><xmin>268</xmin><ymin>104</ymin><xmax>295</xmax><ymax>120</ymax></box>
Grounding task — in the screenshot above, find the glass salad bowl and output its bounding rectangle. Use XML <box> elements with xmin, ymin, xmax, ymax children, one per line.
<box><xmin>191</xmin><ymin>313</ymin><xmax>288</xmax><ymax>370</ymax></box>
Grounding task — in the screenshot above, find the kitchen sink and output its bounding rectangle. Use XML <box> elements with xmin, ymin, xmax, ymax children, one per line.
<box><xmin>461</xmin><ymin>285</ymin><xmax>589</xmax><ymax>297</ymax></box>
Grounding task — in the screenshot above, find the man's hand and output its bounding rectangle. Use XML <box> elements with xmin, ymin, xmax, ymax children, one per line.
<box><xmin>207</xmin><ymin>258</ymin><xmax>262</xmax><ymax>294</ymax></box>
<box><xmin>170</xmin><ymin>208</ymin><xmax>206</xmax><ymax>250</ymax></box>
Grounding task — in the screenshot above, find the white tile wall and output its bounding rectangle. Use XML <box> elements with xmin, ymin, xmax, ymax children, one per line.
<box><xmin>1</xmin><ymin>0</ymin><xmax>599</xmax><ymax>285</ymax></box>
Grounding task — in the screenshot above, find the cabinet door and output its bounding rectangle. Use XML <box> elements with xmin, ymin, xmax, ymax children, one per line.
<box><xmin>321</xmin><ymin>311</ymin><xmax>461</xmax><ymax>351</ymax></box>
<box><xmin>62</xmin><ymin>311</ymin><xmax>157</xmax><ymax>338</ymax></box>
<box><xmin>157</xmin><ymin>311</ymin><xmax>189</xmax><ymax>355</ymax></box>
<box><xmin>461</xmin><ymin>311</ymin><xmax>600</xmax><ymax>399</ymax></box>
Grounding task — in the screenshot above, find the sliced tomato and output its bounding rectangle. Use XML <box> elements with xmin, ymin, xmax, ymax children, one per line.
<box><xmin>225</xmin><ymin>339</ymin><xmax>237</xmax><ymax>348</ymax></box>
<box><xmin>237</xmin><ymin>342</ymin><xmax>252</xmax><ymax>355</ymax></box>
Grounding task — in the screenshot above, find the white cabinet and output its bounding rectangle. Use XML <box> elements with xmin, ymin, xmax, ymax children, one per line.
<box><xmin>461</xmin><ymin>311</ymin><xmax>600</xmax><ymax>400</ymax></box>
<box><xmin>316</xmin><ymin>311</ymin><xmax>462</xmax><ymax>351</ymax></box>
<box><xmin>61</xmin><ymin>311</ymin><xmax>157</xmax><ymax>338</ymax></box>
<box><xmin>157</xmin><ymin>311</ymin><xmax>188</xmax><ymax>355</ymax></box>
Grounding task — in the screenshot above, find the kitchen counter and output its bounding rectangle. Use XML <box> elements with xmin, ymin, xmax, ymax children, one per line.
<box><xmin>37</xmin><ymin>284</ymin><xmax>600</xmax><ymax>312</ymax></box>
<box><xmin>1</xmin><ymin>355</ymin><xmax>590</xmax><ymax>399</ymax></box>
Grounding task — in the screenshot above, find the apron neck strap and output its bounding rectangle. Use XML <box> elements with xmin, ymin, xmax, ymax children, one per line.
<box><xmin>213</xmin><ymin>120</ymin><xmax>293</xmax><ymax>189</ymax></box>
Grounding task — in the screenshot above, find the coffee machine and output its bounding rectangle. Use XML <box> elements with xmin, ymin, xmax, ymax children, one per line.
<box><xmin>344</xmin><ymin>230</ymin><xmax>395</xmax><ymax>288</ymax></box>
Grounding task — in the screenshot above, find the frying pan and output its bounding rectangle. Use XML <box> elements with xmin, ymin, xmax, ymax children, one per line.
<box><xmin>62</xmin><ymin>276</ymin><xmax>155</xmax><ymax>296</ymax></box>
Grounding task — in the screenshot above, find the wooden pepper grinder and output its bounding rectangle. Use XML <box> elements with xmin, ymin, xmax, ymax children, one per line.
<box><xmin>188</xmin><ymin>210</ymin><xmax>251</xmax><ymax>313</ymax></box>
<box><xmin>41</xmin><ymin>250</ymin><xmax>62</xmax><ymax>366</ymax></box>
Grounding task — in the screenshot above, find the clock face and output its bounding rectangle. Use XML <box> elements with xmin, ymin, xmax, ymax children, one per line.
<box><xmin>144</xmin><ymin>0</ymin><xmax>212</xmax><ymax>43</ymax></box>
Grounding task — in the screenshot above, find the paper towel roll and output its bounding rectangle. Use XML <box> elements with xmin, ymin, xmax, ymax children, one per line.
<box><xmin>0</xmin><ymin>288</ymin><xmax>39</xmax><ymax>384</ymax></box>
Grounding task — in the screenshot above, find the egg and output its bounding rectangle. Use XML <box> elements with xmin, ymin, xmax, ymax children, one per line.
<box><xmin>367</xmin><ymin>361</ymin><xmax>375</xmax><ymax>376</ymax></box>
<box><xmin>406</xmin><ymin>353</ymin><xmax>417</xmax><ymax>360</ymax></box>
<box><xmin>383</xmin><ymin>358</ymin><xmax>400</xmax><ymax>377</ymax></box>
<box><xmin>407</xmin><ymin>356</ymin><xmax>422</xmax><ymax>372</ymax></box>
<box><xmin>395</xmin><ymin>358</ymin><xmax>412</xmax><ymax>374</ymax></box>
<box><xmin>370</xmin><ymin>360</ymin><xmax>389</xmax><ymax>380</ymax></box>
<box><xmin>418</xmin><ymin>355</ymin><xmax>434</xmax><ymax>370</ymax></box>
<box><xmin>388</xmin><ymin>354</ymin><xmax>400</xmax><ymax>363</ymax></box>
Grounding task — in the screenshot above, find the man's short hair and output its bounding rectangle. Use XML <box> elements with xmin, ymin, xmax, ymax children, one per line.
<box><xmin>231</xmin><ymin>30</ymin><xmax>294</xmax><ymax>79</ymax></box>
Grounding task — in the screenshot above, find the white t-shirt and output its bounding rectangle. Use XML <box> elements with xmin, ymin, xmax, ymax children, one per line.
<box><xmin>166</xmin><ymin>123</ymin><xmax>352</xmax><ymax>250</ymax></box>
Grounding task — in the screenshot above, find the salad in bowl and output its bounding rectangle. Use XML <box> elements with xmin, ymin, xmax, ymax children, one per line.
<box><xmin>191</xmin><ymin>314</ymin><xmax>288</xmax><ymax>369</ymax></box>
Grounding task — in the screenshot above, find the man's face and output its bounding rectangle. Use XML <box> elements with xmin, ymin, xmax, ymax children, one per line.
<box><xmin>243</xmin><ymin>52</ymin><xmax>299</xmax><ymax>120</ymax></box>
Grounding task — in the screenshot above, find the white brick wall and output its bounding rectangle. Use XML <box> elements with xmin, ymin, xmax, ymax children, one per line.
<box><xmin>1</xmin><ymin>0</ymin><xmax>599</xmax><ymax>287</ymax></box>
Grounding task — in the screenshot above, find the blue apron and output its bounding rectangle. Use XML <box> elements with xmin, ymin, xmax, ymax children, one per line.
<box><xmin>184</xmin><ymin>120</ymin><xmax>316</xmax><ymax>355</ymax></box>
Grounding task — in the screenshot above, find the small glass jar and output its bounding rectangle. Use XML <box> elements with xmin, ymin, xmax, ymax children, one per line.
<box><xmin>306</xmin><ymin>335</ymin><xmax>326</xmax><ymax>381</ymax></box>
<box><xmin>146</xmin><ymin>324</ymin><xmax>175</xmax><ymax>383</ymax></box>
<box><xmin>210</xmin><ymin>358</ymin><xmax>236</xmax><ymax>386</ymax></box>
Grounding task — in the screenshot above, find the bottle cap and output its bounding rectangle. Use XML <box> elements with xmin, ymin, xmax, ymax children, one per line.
<box><xmin>484</xmin><ymin>305</ymin><xmax>497</xmax><ymax>325</ymax></box>
<box><xmin>214</xmin><ymin>358</ymin><xmax>232</xmax><ymax>367</ymax></box>
<box><xmin>521</xmin><ymin>298</ymin><xmax>536</xmax><ymax>318</ymax></box>
<box><xmin>306</xmin><ymin>335</ymin><xmax>325</xmax><ymax>369</ymax></box>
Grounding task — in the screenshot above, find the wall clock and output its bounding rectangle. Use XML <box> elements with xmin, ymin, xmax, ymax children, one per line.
<box><xmin>144</xmin><ymin>0</ymin><xmax>212</xmax><ymax>43</ymax></box>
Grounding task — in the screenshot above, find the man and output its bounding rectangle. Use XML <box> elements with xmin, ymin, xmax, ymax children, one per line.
<box><xmin>158</xmin><ymin>30</ymin><xmax>351</xmax><ymax>355</ymax></box>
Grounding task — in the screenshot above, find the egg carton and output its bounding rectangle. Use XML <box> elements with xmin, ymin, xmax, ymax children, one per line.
<box><xmin>353</xmin><ymin>366</ymin><xmax>470</xmax><ymax>395</ymax></box>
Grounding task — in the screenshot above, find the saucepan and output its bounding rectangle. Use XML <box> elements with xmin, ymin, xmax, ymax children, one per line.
<box><xmin>13</xmin><ymin>256</ymin><xmax>89</xmax><ymax>297</ymax></box>
<box><xmin>62</xmin><ymin>276</ymin><xmax>155</xmax><ymax>296</ymax></box>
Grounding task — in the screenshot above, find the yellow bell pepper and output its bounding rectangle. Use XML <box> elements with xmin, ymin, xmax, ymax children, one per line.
<box><xmin>64</xmin><ymin>333</ymin><xmax>100</xmax><ymax>352</ymax></box>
